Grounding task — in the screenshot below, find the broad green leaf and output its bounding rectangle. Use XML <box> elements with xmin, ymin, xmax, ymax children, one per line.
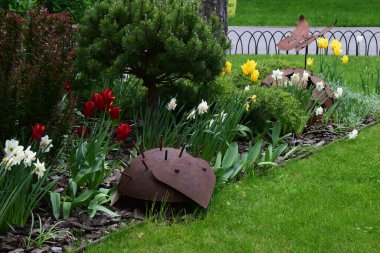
<box><xmin>50</xmin><ymin>192</ymin><xmax>61</xmax><ymax>220</ymax></box>
<box><xmin>63</xmin><ymin>201</ymin><xmax>72</xmax><ymax>219</ymax></box>
<box><xmin>222</xmin><ymin>142</ymin><xmax>238</xmax><ymax>168</ymax></box>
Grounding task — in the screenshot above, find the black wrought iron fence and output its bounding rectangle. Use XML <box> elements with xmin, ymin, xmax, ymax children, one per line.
<box><xmin>227</xmin><ymin>29</ymin><xmax>380</xmax><ymax>56</ymax></box>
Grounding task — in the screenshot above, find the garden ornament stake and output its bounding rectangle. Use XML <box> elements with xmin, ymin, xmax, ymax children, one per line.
<box><xmin>277</xmin><ymin>15</ymin><xmax>336</xmax><ymax>68</ymax></box>
<box><xmin>117</xmin><ymin>143</ymin><xmax>216</xmax><ymax>208</ymax></box>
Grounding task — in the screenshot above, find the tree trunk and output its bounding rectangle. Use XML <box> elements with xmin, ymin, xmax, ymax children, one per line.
<box><xmin>147</xmin><ymin>84</ymin><xmax>159</xmax><ymax>108</ymax></box>
<box><xmin>202</xmin><ymin>0</ymin><xmax>228</xmax><ymax>34</ymax></box>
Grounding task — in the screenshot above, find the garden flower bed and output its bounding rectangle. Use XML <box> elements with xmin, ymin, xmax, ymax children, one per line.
<box><xmin>0</xmin><ymin>1</ymin><xmax>379</xmax><ymax>252</ymax></box>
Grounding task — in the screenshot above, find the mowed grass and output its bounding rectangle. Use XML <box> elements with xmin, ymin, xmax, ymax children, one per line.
<box><xmin>86</xmin><ymin>123</ymin><xmax>380</xmax><ymax>253</ymax></box>
<box><xmin>227</xmin><ymin>54</ymin><xmax>380</xmax><ymax>92</ymax></box>
<box><xmin>228</xmin><ymin>0</ymin><xmax>380</xmax><ymax>27</ymax></box>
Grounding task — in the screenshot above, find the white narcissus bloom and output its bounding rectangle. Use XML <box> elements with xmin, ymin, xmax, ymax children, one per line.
<box><xmin>316</xmin><ymin>81</ymin><xmax>325</xmax><ymax>91</ymax></box>
<box><xmin>244</xmin><ymin>85</ymin><xmax>250</xmax><ymax>91</ymax></box>
<box><xmin>302</xmin><ymin>71</ymin><xmax>310</xmax><ymax>82</ymax></box>
<box><xmin>291</xmin><ymin>73</ymin><xmax>300</xmax><ymax>83</ymax></box>
<box><xmin>8</xmin><ymin>145</ymin><xmax>25</xmax><ymax>166</ymax></box>
<box><xmin>167</xmin><ymin>98</ymin><xmax>177</xmax><ymax>111</ymax></box>
<box><xmin>24</xmin><ymin>146</ymin><xmax>36</xmax><ymax>167</ymax></box>
<box><xmin>334</xmin><ymin>87</ymin><xmax>343</xmax><ymax>99</ymax></box>
<box><xmin>356</xmin><ymin>35</ymin><xmax>364</xmax><ymax>44</ymax></box>
<box><xmin>315</xmin><ymin>106</ymin><xmax>324</xmax><ymax>116</ymax></box>
<box><xmin>1</xmin><ymin>157</ymin><xmax>13</xmax><ymax>170</ymax></box>
<box><xmin>40</xmin><ymin>135</ymin><xmax>53</xmax><ymax>153</ymax></box>
<box><xmin>33</xmin><ymin>159</ymin><xmax>46</xmax><ymax>179</ymax></box>
<box><xmin>197</xmin><ymin>100</ymin><xmax>208</xmax><ymax>115</ymax></box>
<box><xmin>4</xmin><ymin>139</ymin><xmax>19</xmax><ymax>156</ymax></box>
<box><xmin>348</xmin><ymin>129</ymin><xmax>358</xmax><ymax>139</ymax></box>
<box><xmin>187</xmin><ymin>109</ymin><xmax>196</xmax><ymax>120</ymax></box>
<box><xmin>271</xmin><ymin>69</ymin><xmax>283</xmax><ymax>81</ymax></box>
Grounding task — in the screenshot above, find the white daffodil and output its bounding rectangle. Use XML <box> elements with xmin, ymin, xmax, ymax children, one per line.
<box><xmin>316</xmin><ymin>81</ymin><xmax>325</xmax><ymax>91</ymax></box>
<box><xmin>167</xmin><ymin>98</ymin><xmax>177</xmax><ymax>111</ymax></box>
<box><xmin>271</xmin><ymin>69</ymin><xmax>283</xmax><ymax>81</ymax></box>
<box><xmin>33</xmin><ymin>159</ymin><xmax>46</xmax><ymax>179</ymax></box>
<box><xmin>244</xmin><ymin>85</ymin><xmax>250</xmax><ymax>91</ymax></box>
<box><xmin>356</xmin><ymin>35</ymin><xmax>364</xmax><ymax>44</ymax></box>
<box><xmin>291</xmin><ymin>73</ymin><xmax>300</xmax><ymax>83</ymax></box>
<box><xmin>1</xmin><ymin>157</ymin><xmax>13</xmax><ymax>170</ymax></box>
<box><xmin>348</xmin><ymin>129</ymin><xmax>358</xmax><ymax>139</ymax></box>
<box><xmin>197</xmin><ymin>100</ymin><xmax>209</xmax><ymax>115</ymax></box>
<box><xmin>302</xmin><ymin>71</ymin><xmax>310</xmax><ymax>82</ymax></box>
<box><xmin>334</xmin><ymin>87</ymin><xmax>343</xmax><ymax>99</ymax></box>
<box><xmin>4</xmin><ymin>139</ymin><xmax>19</xmax><ymax>156</ymax></box>
<box><xmin>8</xmin><ymin>145</ymin><xmax>25</xmax><ymax>166</ymax></box>
<box><xmin>40</xmin><ymin>135</ymin><xmax>53</xmax><ymax>153</ymax></box>
<box><xmin>187</xmin><ymin>109</ymin><xmax>196</xmax><ymax>120</ymax></box>
<box><xmin>24</xmin><ymin>146</ymin><xmax>36</xmax><ymax>167</ymax></box>
<box><xmin>315</xmin><ymin>106</ymin><xmax>324</xmax><ymax>116</ymax></box>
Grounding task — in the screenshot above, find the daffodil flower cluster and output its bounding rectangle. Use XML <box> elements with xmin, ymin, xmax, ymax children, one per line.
<box><xmin>186</xmin><ymin>99</ymin><xmax>209</xmax><ymax>120</ymax></box>
<box><xmin>1</xmin><ymin>136</ymin><xmax>52</xmax><ymax>178</ymax></box>
<box><xmin>241</xmin><ymin>59</ymin><xmax>260</xmax><ymax>83</ymax></box>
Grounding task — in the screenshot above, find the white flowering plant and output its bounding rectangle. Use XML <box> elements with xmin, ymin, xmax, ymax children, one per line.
<box><xmin>0</xmin><ymin>138</ymin><xmax>57</xmax><ymax>232</ymax></box>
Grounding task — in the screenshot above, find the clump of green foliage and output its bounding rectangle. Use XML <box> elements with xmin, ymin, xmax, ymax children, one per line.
<box><xmin>77</xmin><ymin>0</ymin><xmax>229</xmax><ymax>106</ymax></box>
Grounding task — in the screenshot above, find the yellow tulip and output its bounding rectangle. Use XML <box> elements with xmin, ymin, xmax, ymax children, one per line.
<box><xmin>250</xmin><ymin>70</ymin><xmax>259</xmax><ymax>82</ymax></box>
<box><xmin>341</xmin><ymin>55</ymin><xmax>349</xmax><ymax>64</ymax></box>
<box><xmin>251</xmin><ymin>95</ymin><xmax>257</xmax><ymax>103</ymax></box>
<box><xmin>333</xmin><ymin>47</ymin><xmax>342</xmax><ymax>56</ymax></box>
<box><xmin>224</xmin><ymin>61</ymin><xmax>232</xmax><ymax>74</ymax></box>
<box><xmin>245</xmin><ymin>103</ymin><xmax>250</xmax><ymax>111</ymax></box>
<box><xmin>241</xmin><ymin>65</ymin><xmax>249</xmax><ymax>75</ymax></box>
<box><xmin>317</xmin><ymin>38</ymin><xmax>328</xmax><ymax>49</ymax></box>
<box><xmin>307</xmin><ymin>58</ymin><xmax>314</xmax><ymax>67</ymax></box>
<box><xmin>330</xmin><ymin>39</ymin><xmax>342</xmax><ymax>51</ymax></box>
<box><xmin>245</xmin><ymin>60</ymin><xmax>256</xmax><ymax>74</ymax></box>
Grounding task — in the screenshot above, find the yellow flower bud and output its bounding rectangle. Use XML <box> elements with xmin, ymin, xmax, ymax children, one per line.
<box><xmin>307</xmin><ymin>58</ymin><xmax>314</xmax><ymax>67</ymax></box>
<box><xmin>250</xmin><ymin>70</ymin><xmax>259</xmax><ymax>82</ymax></box>
<box><xmin>224</xmin><ymin>61</ymin><xmax>232</xmax><ymax>74</ymax></box>
<box><xmin>333</xmin><ymin>47</ymin><xmax>342</xmax><ymax>56</ymax></box>
<box><xmin>341</xmin><ymin>55</ymin><xmax>349</xmax><ymax>64</ymax></box>
<box><xmin>317</xmin><ymin>38</ymin><xmax>328</xmax><ymax>49</ymax></box>
<box><xmin>245</xmin><ymin>103</ymin><xmax>250</xmax><ymax>111</ymax></box>
<box><xmin>241</xmin><ymin>65</ymin><xmax>249</xmax><ymax>75</ymax></box>
<box><xmin>251</xmin><ymin>95</ymin><xmax>257</xmax><ymax>103</ymax></box>
<box><xmin>331</xmin><ymin>39</ymin><xmax>342</xmax><ymax>51</ymax></box>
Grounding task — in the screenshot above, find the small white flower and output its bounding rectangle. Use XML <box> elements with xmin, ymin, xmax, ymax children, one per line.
<box><xmin>291</xmin><ymin>73</ymin><xmax>300</xmax><ymax>83</ymax></box>
<box><xmin>315</xmin><ymin>106</ymin><xmax>324</xmax><ymax>116</ymax></box>
<box><xmin>167</xmin><ymin>98</ymin><xmax>177</xmax><ymax>111</ymax></box>
<box><xmin>4</xmin><ymin>139</ymin><xmax>19</xmax><ymax>156</ymax></box>
<box><xmin>316</xmin><ymin>81</ymin><xmax>325</xmax><ymax>91</ymax></box>
<box><xmin>40</xmin><ymin>135</ymin><xmax>53</xmax><ymax>153</ymax></box>
<box><xmin>348</xmin><ymin>129</ymin><xmax>358</xmax><ymax>139</ymax></box>
<box><xmin>302</xmin><ymin>71</ymin><xmax>310</xmax><ymax>82</ymax></box>
<box><xmin>334</xmin><ymin>87</ymin><xmax>343</xmax><ymax>99</ymax></box>
<box><xmin>356</xmin><ymin>35</ymin><xmax>364</xmax><ymax>44</ymax></box>
<box><xmin>271</xmin><ymin>69</ymin><xmax>283</xmax><ymax>81</ymax></box>
<box><xmin>33</xmin><ymin>159</ymin><xmax>46</xmax><ymax>179</ymax></box>
<box><xmin>8</xmin><ymin>145</ymin><xmax>25</xmax><ymax>166</ymax></box>
<box><xmin>197</xmin><ymin>100</ymin><xmax>209</xmax><ymax>115</ymax></box>
<box><xmin>1</xmin><ymin>157</ymin><xmax>13</xmax><ymax>170</ymax></box>
<box><xmin>24</xmin><ymin>146</ymin><xmax>36</xmax><ymax>167</ymax></box>
<box><xmin>187</xmin><ymin>109</ymin><xmax>196</xmax><ymax>120</ymax></box>
<box><xmin>244</xmin><ymin>85</ymin><xmax>250</xmax><ymax>91</ymax></box>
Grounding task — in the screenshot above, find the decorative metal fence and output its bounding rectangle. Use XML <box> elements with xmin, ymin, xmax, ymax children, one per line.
<box><xmin>227</xmin><ymin>29</ymin><xmax>380</xmax><ymax>56</ymax></box>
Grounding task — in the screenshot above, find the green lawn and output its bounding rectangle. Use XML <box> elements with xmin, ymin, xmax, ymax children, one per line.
<box><xmin>228</xmin><ymin>0</ymin><xmax>380</xmax><ymax>27</ymax></box>
<box><xmin>227</xmin><ymin>55</ymin><xmax>380</xmax><ymax>92</ymax></box>
<box><xmin>86</xmin><ymin>123</ymin><xmax>380</xmax><ymax>253</ymax></box>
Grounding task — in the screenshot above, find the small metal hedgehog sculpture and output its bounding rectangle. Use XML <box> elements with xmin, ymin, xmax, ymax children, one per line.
<box><xmin>117</xmin><ymin>143</ymin><xmax>216</xmax><ymax>208</ymax></box>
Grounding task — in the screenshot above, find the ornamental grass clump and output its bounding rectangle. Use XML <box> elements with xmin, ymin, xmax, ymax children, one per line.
<box><xmin>77</xmin><ymin>0</ymin><xmax>229</xmax><ymax>106</ymax></box>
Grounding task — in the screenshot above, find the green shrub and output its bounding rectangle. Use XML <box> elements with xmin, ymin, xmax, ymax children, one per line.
<box><xmin>77</xmin><ymin>0</ymin><xmax>229</xmax><ymax>106</ymax></box>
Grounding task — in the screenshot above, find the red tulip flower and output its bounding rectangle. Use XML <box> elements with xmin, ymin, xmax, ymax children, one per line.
<box><xmin>77</xmin><ymin>125</ymin><xmax>90</xmax><ymax>138</ymax></box>
<box><xmin>101</xmin><ymin>89</ymin><xmax>115</xmax><ymax>107</ymax></box>
<box><xmin>91</xmin><ymin>92</ymin><xmax>105</xmax><ymax>110</ymax></box>
<box><xmin>64</xmin><ymin>81</ymin><xmax>72</xmax><ymax>91</ymax></box>
<box><xmin>83</xmin><ymin>101</ymin><xmax>96</xmax><ymax>117</ymax></box>
<box><xmin>116</xmin><ymin>123</ymin><xmax>132</xmax><ymax>142</ymax></box>
<box><xmin>32</xmin><ymin>123</ymin><xmax>45</xmax><ymax>140</ymax></box>
<box><xmin>109</xmin><ymin>105</ymin><xmax>121</xmax><ymax>120</ymax></box>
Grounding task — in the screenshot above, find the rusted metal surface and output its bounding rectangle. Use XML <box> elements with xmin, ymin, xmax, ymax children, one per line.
<box><xmin>277</xmin><ymin>15</ymin><xmax>336</xmax><ymax>52</ymax></box>
<box><xmin>118</xmin><ymin>147</ymin><xmax>216</xmax><ymax>208</ymax></box>
<box><xmin>261</xmin><ymin>68</ymin><xmax>335</xmax><ymax>110</ymax></box>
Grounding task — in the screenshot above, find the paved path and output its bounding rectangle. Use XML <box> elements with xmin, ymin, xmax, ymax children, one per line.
<box><xmin>228</xmin><ymin>26</ymin><xmax>380</xmax><ymax>56</ymax></box>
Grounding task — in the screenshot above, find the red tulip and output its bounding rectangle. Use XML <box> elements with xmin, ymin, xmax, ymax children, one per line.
<box><xmin>32</xmin><ymin>123</ymin><xmax>45</xmax><ymax>140</ymax></box>
<box><xmin>91</xmin><ymin>92</ymin><xmax>105</xmax><ymax>110</ymax></box>
<box><xmin>64</xmin><ymin>81</ymin><xmax>72</xmax><ymax>91</ymax></box>
<box><xmin>116</xmin><ymin>123</ymin><xmax>132</xmax><ymax>142</ymax></box>
<box><xmin>77</xmin><ymin>125</ymin><xmax>90</xmax><ymax>138</ymax></box>
<box><xmin>83</xmin><ymin>101</ymin><xmax>96</xmax><ymax>117</ymax></box>
<box><xmin>109</xmin><ymin>105</ymin><xmax>121</xmax><ymax>120</ymax></box>
<box><xmin>101</xmin><ymin>89</ymin><xmax>115</xmax><ymax>107</ymax></box>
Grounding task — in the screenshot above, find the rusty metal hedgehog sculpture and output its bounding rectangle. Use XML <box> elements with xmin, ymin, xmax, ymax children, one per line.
<box><xmin>117</xmin><ymin>140</ymin><xmax>216</xmax><ymax>208</ymax></box>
